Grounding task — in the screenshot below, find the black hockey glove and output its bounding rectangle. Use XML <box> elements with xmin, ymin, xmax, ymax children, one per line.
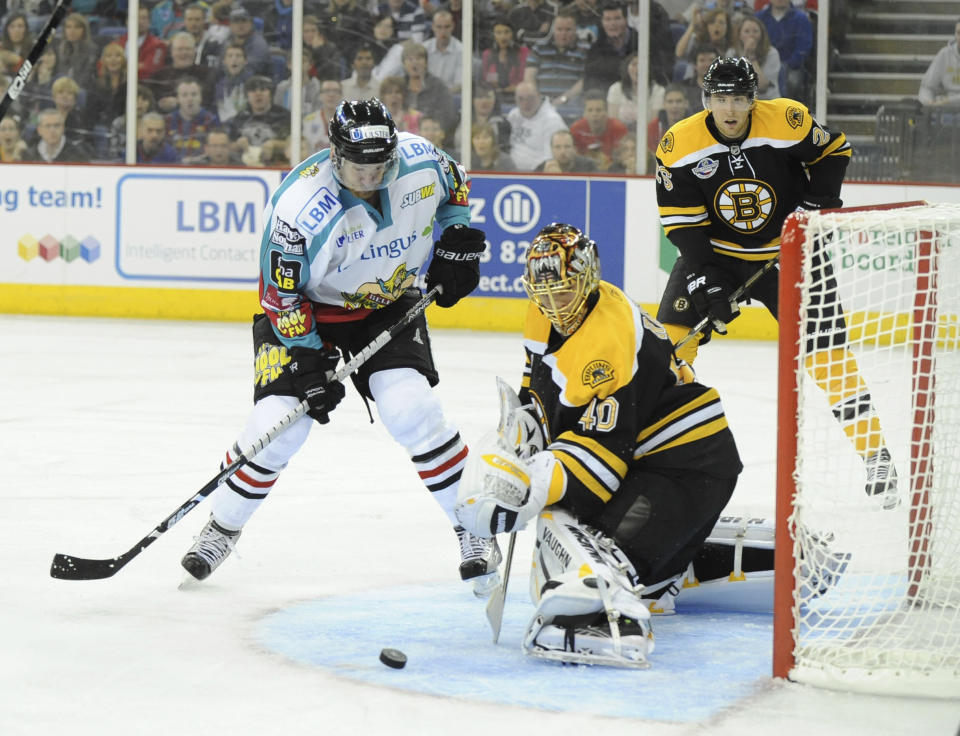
<box><xmin>685</xmin><ymin>265</ymin><xmax>740</xmax><ymax>334</ymax></box>
<box><xmin>425</xmin><ymin>225</ymin><xmax>487</xmax><ymax>308</ymax></box>
<box><xmin>287</xmin><ymin>345</ymin><xmax>345</xmax><ymax>424</ymax></box>
<box><xmin>799</xmin><ymin>195</ymin><xmax>843</xmax><ymax>211</ymax></box>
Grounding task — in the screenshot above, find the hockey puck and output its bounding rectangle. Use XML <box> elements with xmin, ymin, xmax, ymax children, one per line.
<box><xmin>379</xmin><ymin>648</ymin><xmax>407</xmax><ymax>669</ymax></box>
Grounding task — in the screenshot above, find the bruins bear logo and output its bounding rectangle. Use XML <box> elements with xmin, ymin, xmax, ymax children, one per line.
<box><xmin>786</xmin><ymin>106</ymin><xmax>804</xmax><ymax>129</ymax></box>
<box><xmin>659</xmin><ymin>132</ymin><xmax>674</xmax><ymax>154</ymax></box>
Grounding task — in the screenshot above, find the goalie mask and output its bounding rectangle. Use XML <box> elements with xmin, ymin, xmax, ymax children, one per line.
<box><xmin>328</xmin><ymin>98</ymin><xmax>399</xmax><ymax>192</ymax></box>
<box><xmin>522</xmin><ymin>223</ymin><xmax>600</xmax><ymax>336</ymax></box>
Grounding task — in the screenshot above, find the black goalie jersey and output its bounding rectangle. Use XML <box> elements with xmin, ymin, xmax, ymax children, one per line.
<box><xmin>518</xmin><ymin>282</ymin><xmax>742</xmax><ymax>521</ymax></box>
<box><xmin>655</xmin><ymin>98</ymin><xmax>851</xmax><ymax>266</ymax></box>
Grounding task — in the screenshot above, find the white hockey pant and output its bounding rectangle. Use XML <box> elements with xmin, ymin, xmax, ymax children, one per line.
<box><xmin>369</xmin><ymin>368</ymin><xmax>465</xmax><ymax>525</ymax></box>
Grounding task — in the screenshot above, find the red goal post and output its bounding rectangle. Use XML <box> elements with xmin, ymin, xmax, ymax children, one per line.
<box><xmin>774</xmin><ymin>200</ymin><xmax>960</xmax><ymax>697</ymax></box>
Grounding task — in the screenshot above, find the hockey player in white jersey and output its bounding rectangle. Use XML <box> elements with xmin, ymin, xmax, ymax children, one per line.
<box><xmin>181</xmin><ymin>98</ymin><xmax>502</xmax><ymax>596</ymax></box>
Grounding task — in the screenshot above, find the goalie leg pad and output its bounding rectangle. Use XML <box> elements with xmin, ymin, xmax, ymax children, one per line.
<box><xmin>523</xmin><ymin>508</ymin><xmax>653</xmax><ymax>667</ymax></box>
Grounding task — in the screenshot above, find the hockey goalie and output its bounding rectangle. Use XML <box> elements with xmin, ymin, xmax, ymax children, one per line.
<box><xmin>455</xmin><ymin>223</ymin><xmax>796</xmax><ymax>668</ymax></box>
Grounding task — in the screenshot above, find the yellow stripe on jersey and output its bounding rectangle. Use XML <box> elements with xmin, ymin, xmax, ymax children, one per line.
<box><xmin>554</xmin><ymin>430</ymin><xmax>629</xmax><ymax>489</ymax></box>
<box><xmin>710</xmin><ymin>237</ymin><xmax>781</xmax><ymax>260</ymax></box>
<box><xmin>635</xmin><ymin>387</ymin><xmax>728</xmax><ymax>458</ymax></box>
<box><xmin>554</xmin><ymin>448</ymin><xmax>613</xmax><ymax>503</ymax></box>
<box><xmin>807</xmin><ymin>134</ymin><xmax>852</xmax><ymax>166</ymax></box>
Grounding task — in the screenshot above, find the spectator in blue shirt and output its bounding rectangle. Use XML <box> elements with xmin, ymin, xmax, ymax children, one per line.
<box><xmin>756</xmin><ymin>0</ymin><xmax>813</xmax><ymax>103</ymax></box>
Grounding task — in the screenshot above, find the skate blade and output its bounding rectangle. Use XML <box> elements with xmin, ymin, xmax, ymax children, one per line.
<box><xmin>471</xmin><ymin>570</ymin><xmax>500</xmax><ymax>599</ymax></box>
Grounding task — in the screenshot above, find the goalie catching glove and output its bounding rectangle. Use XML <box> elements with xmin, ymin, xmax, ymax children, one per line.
<box><xmin>685</xmin><ymin>264</ymin><xmax>739</xmax><ymax>334</ymax></box>
<box><xmin>425</xmin><ymin>225</ymin><xmax>486</xmax><ymax>308</ymax></box>
<box><xmin>455</xmin><ymin>431</ymin><xmax>558</xmax><ymax>537</ymax></box>
<box><xmin>288</xmin><ymin>345</ymin><xmax>345</xmax><ymax>424</ymax></box>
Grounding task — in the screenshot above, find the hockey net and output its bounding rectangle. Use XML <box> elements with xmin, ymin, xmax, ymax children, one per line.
<box><xmin>774</xmin><ymin>201</ymin><xmax>960</xmax><ymax>697</ymax></box>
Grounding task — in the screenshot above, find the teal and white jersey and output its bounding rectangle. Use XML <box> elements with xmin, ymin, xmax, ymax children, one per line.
<box><xmin>258</xmin><ymin>131</ymin><xmax>472</xmax><ymax>349</ymax></box>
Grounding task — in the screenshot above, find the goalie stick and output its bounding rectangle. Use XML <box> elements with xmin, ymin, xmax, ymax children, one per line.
<box><xmin>485</xmin><ymin>531</ymin><xmax>516</xmax><ymax>643</ymax></box>
<box><xmin>0</xmin><ymin>0</ymin><xmax>72</xmax><ymax>122</ymax></box>
<box><xmin>674</xmin><ymin>256</ymin><xmax>780</xmax><ymax>351</ymax></box>
<box><xmin>50</xmin><ymin>285</ymin><xmax>442</xmax><ymax>581</ymax></box>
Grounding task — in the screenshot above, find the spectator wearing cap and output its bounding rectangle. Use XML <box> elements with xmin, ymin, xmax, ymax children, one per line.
<box><xmin>145</xmin><ymin>31</ymin><xmax>216</xmax><ymax>113</ymax></box>
<box><xmin>229</xmin><ymin>75</ymin><xmax>290</xmax><ymax>161</ymax></box>
<box><xmin>224</xmin><ymin>6</ymin><xmax>272</xmax><ymax>77</ymax></box>
<box><xmin>165</xmin><ymin>77</ymin><xmax>220</xmax><ymax>164</ymax></box>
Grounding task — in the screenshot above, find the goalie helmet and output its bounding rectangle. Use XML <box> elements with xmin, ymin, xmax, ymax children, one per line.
<box><xmin>522</xmin><ymin>223</ymin><xmax>600</xmax><ymax>336</ymax></box>
<box><xmin>328</xmin><ymin>98</ymin><xmax>399</xmax><ymax>191</ymax></box>
<box><xmin>701</xmin><ymin>56</ymin><xmax>758</xmax><ymax>107</ymax></box>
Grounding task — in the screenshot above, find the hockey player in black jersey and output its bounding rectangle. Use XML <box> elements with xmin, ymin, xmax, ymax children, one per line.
<box><xmin>454</xmin><ymin>223</ymin><xmax>753</xmax><ymax>667</ymax></box>
<box><xmin>654</xmin><ymin>56</ymin><xmax>899</xmax><ymax>509</ymax></box>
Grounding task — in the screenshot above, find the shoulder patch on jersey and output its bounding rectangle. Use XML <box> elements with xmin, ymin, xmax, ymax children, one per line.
<box><xmin>270</xmin><ymin>218</ymin><xmax>306</xmax><ymax>254</ymax></box>
<box><xmin>660</xmin><ymin>131</ymin><xmax>674</xmax><ymax>154</ymax></box>
<box><xmin>786</xmin><ymin>105</ymin><xmax>804</xmax><ymax>129</ymax></box>
<box><xmin>582</xmin><ymin>360</ymin><xmax>615</xmax><ymax>389</ymax></box>
<box><xmin>295</xmin><ymin>186</ymin><xmax>342</xmax><ymax>235</ymax></box>
<box><xmin>299</xmin><ymin>163</ymin><xmax>320</xmax><ymax>179</ymax></box>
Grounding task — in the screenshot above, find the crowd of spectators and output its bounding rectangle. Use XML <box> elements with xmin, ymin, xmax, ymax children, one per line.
<box><xmin>0</xmin><ymin>0</ymin><xmax>820</xmax><ymax>170</ymax></box>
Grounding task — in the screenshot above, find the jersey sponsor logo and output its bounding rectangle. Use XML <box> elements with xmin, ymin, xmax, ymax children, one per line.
<box><xmin>350</xmin><ymin>124</ymin><xmax>392</xmax><ymax>140</ymax></box>
<box><xmin>335</xmin><ymin>227</ymin><xmax>366</xmax><ymax>247</ymax></box>
<box><xmin>582</xmin><ymin>360</ymin><xmax>615</xmax><ymax>389</ymax></box>
<box><xmin>399</xmin><ymin>140</ymin><xmax>437</xmax><ymax>161</ymax></box>
<box><xmin>295</xmin><ymin>186</ymin><xmax>341</xmax><ymax>235</ymax></box>
<box><xmin>692</xmin><ymin>157</ymin><xmax>719</xmax><ymax>179</ymax></box>
<box><xmin>269</xmin><ymin>250</ymin><xmax>303</xmax><ymax>292</ymax></box>
<box><xmin>272</xmin><ymin>306</ymin><xmax>311</xmax><ymax>338</ymax></box>
<box><xmin>400</xmin><ymin>183</ymin><xmax>436</xmax><ymax>208</ymax></box>
<box><xmin>254</xmin><ymin>342</ymin><xmax>291</xmax><ymax>388</ymax></box>
<box><xmin>655</xmin><ymin>164</ymin><xmax>673</xmax><ymax>191</ymax></box>
<box><xmin>339</xmin><ymin>262</ymin><xmax>419</xmax><ymax>310</ymax></box>
<box><xmin>270</xmin><ymin>218</ymin><xmax>307</xmax><ymax>254</ymax></box>
<box><xmin>659</xmin><ymin>132</ymin><xmax>674</xmax><ymax>154</ymax></box>
<box><xmin>449</xmin><ymin>181</ymin><xmax>470</xmax><ymax>206</ymax></box>
<box><xmin>786</xmin><ymin>105</ymin><xmax>804</xmax><ymax>129</ymax></box>
<box><xmin>299</xmin><ymin>163</ymin><xmax>320</xmax><ymax>179</ymax></box>
<box><xmin>714</xmin><ymin>178</ymin><xmax>776</xmax><ymax>233</ymax></box>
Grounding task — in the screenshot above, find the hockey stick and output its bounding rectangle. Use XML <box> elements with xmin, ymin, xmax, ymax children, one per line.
<box><xmin>486</xmin><ymin>531</ymin><xmax>516</xmax><ymax>643</ymax></box>
<box><xmin>50</xmin><ymin>285</ymin><xmax>442</xmax><ymax>581</ymax></box>
<box><xmin>0</xmin><ymin>0</ymin><xmax>72</xmax><ymax>123</ymax></box>
<box><xmin>674</xmin><ymin>256</ymin><xmax>780</xmax><ymax>351</ymax></box>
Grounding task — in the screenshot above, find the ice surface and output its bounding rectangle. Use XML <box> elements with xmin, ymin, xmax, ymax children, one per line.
<box><xmin>2</xmin><ymin>315</ymin><xmax>958</xmax><ymax>735</ymax></box>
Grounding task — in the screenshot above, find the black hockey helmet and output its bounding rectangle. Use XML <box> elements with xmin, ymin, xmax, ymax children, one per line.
<box><xmin>702</xmin><ymin>56</ymin><xmax>758</xmax><ymax>100</ymax></box>
<box><xmin>328</xmin><ymin>98</ymin><xmax>399</xmax><ymax>189</ymax></box>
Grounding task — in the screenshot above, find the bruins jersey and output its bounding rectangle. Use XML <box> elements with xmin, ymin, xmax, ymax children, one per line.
<box><xmin>518</xmin><ymin>282</ymin><xmax>742</xmax><ymax>521</ymax></box>
<box><xmin>655</xmin><ymin>99</ymin><xmax>851</xmax><ymax>265</ymax></box>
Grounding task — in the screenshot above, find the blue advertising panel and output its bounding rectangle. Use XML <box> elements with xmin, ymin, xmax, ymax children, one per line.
<box><xmin>467</xmin><ymin>176</ymin><xmax>626</xmax><ymax>298</ymax></box>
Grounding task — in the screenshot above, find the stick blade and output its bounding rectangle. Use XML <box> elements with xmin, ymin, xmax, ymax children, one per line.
<box><xmin>485</xmin><ymin>532</ymin><xmax>516</xmax><ymax>644</ymax></box>
<box><xmin>50</xmin><ymin>553</ymin><xmax>126</xmax><ymax>580</ymax></box>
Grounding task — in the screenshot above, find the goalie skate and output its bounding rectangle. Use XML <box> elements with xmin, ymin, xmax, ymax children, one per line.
<box><xmin>526</xmin><ymin>611</ymin><xmax>653</xmax><ymax>669</ymax></box>
<box><xmin>181</xmin><ymin>515</ymin><xmax>241</xmax><ymax>581</ymax></box>
<box><xmin>864</xmin><ymin>446</ymin><xmax>900</xmax><ymax>510</ymax></box>
<box><xmin>455</xmin><ymin>525</ymin><xmax>502</xmax><ymax>598</ymax></box>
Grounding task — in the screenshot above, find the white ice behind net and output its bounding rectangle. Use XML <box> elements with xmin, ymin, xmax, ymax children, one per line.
<box><xmin>790</xmin><ymin>203</ymin><xmax>960</xmax><ymax>697</ymax></box>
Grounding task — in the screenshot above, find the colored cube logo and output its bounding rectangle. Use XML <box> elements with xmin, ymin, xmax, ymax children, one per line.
<box><xmin>39</xmin><ymin>234</ymin><xmax>60</xmax><ymax>261</ymax></box>
<box><xmin>17</xmin><ymin>233</ymin><xmax>38</xmax><ymax>261</ymax></box>
<box><xmin>15</xmin><ymin>233</ymin><xmax>100</xmax><ymax>264</ymax></box>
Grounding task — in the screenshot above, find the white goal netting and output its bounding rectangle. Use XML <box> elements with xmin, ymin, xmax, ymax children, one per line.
<box><xmin>782</xmin><ymin>202</ymin><xmax>960</xmax><ymax>698</ymax></box>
